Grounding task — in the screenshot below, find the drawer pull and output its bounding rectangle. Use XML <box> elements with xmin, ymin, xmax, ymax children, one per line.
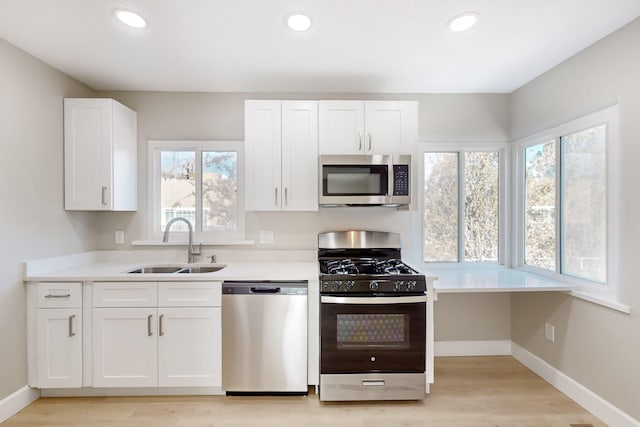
<box><xmin>44</xmin><ymin>294</ymin><xmax>71</xmax><ymax>299</ymax></box>
<box><xmin>362</xmin><ymin>379</ymin><xmax>385</xmax><ymax>387</ymax></box>
<box><xmin>147</xmin><ymin>314</ymin><xmax>153</xmax><ymax>336</ymax></box>
<box><xmin>159</xmin><ymin>314</ymin><xmax>165</xmax><ymax>336</ymax></box>
<box><xmin>68</xmin><ymin>315</ymin><xmax>76</xmax><ymax>337</ymax></box>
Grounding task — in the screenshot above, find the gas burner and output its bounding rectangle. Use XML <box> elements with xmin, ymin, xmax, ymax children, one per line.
<box><xmin>326</xmin><ymin>259</ymin><xmax>359</xmax><ymax>275</ymax></box>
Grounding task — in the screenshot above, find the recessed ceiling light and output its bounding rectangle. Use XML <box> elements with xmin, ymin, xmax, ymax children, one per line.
<box><xmin>447</xmin><ymin>12</ymin><xmax>478</xmax><ymax>32</ymax></box>
<box><xmin>286</xmin><ymin>12</ymin><xmax>312</xmax><ymax>32</ymax></box>
<box><xmin>113</xmin><ymin>9</ymin><xmax>147</xmax><ymax>29</ymax></box>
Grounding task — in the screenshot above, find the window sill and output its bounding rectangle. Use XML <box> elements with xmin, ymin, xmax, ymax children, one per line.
<box><xmin>569</xmin><ymin>290</ymin><xmax>631</xmax><ymax>314</ymax></box>
<box><xmin>131</xmin><ymin>239</ymin><xmax>256</xmax><ymax>247</ymax></box>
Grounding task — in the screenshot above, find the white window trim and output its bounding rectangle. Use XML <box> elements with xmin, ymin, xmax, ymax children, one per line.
<box><xmin>147</xmin><ymin>140</ymin><xmax>245</xmax><ymax>243</ymax></box>
<box><xmin>419</xmin><ymin>141</ymin><xmax>510</xmax><ymax>267</ymax></box>
<box><xmin>512</xmin><ymin>105</ymin><xmax>622</xmax><ymax>306</ymax></box>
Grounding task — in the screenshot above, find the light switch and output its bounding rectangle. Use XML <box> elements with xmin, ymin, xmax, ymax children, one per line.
<box><xmin>260</xmin><ymin>230</ymin><xmax>274</xmax><ymax>244</ymax></box>
<box><xmin>115</xmin><ymin>230</ymin><xmax>125</xmax><ymax>245</ymax></box>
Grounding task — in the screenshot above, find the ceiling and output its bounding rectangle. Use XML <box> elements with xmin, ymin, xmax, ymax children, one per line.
<box><xmin>1</xmin><ymin>1</ymin><xmax>639</xmax><ymax>94</ymax></box>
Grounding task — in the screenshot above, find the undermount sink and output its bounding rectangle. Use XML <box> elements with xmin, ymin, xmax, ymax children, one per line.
<box><xmin>177</xmin><ymin>265</ymin><xmax>226</xmax><ymax>273</ymax></box>
<box><xmin>127</xmin><ymin>264</ymin><xmax>227</xmax><ymax>274</ymax></box>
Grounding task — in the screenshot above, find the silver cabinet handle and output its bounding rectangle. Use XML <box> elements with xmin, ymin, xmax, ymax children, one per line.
<box><xmin>147</xmin><ymin>314</ymin><xmax>153</xmax><ymax>336</ymax></box>
<box><xmin>368</xmin><ymin>133</ymin><xmax>372</xmax><ymax>151</ymax></box>
<box><xmin>101</xmin><ymin>186</ymin><xmax>108</xmax><ymax>206</ymax></box>
<box><xmin>159</xmin><ymin>314</ymin><xmax>164</xmax><ymax>336</ymax></box>
<box><xmin>362</xmin><ymin>379</ymin><xmax>385</xmax><ymax>387</ymax></box>
<box><xmin>68</xmin><ymin>314</ymin><xmax>76</xmax><ymax>337</ymax></box>
<box><xmin>44</xmin><ymin>294</ymin><xmax>70</xmax><ymax>299</ymax></box>
<box><xmin>275</xmin><ymin>187</ymin><xmax>279</xmax><ymax>206</ymax></box>
<box><xmin>285</xmin><ymin>188</ymin><xmax>288</xmax><ymax>206</ymax></box>
<box><xmin>321</xmin><ymin>295</ymin><xmax>427</xmax><ymax>304</ymax></box>
<box><xmin>358</xmin><ymin>132</ymin><xmax>363</xmax><ymax>150</ymax></box>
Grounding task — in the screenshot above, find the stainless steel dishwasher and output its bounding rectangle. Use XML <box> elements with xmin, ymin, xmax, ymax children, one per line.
<box><xmin>222</xmin><ymin>281</ymin><xmax>308</xmax><ymax>394</ymax></box>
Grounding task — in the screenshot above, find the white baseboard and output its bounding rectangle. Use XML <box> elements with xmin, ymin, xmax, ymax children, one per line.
<box><xmin>435</xmin><ymin>340</ymin><xmax>512</xmax><ymax>357</ymax></box>
<box><xmin>0</xmin><ymin>386</ymin><xmax>39</xmax><ymax>423</ymax></box>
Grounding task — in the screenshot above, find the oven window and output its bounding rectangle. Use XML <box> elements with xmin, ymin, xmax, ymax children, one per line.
<box><xmin>336</xmin><ymin>313</ymin><xmax>410</xmax><ymax>350</ymax></box>
<box><xmin>323</xmin><ymin>165</ymin><xmax>388</xmax><ymax>195</ymax></box>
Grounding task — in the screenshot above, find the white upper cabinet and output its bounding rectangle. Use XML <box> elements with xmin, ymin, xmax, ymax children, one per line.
<box><xmin>319</xmin><ymin>100</ymin><xmax>418</xmax><ymax>154</ymax></box>
<box><xmin>245</xmin><ymin>100</ymin><xmax>318</xmax><ymax>211</ymax></box>
<box><xmin>64</xmin><ymin>98</ymin><xmax>137</xmax><ymax>211</ymax></box>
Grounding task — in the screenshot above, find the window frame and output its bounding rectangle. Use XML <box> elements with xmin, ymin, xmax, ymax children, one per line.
<box><xmin>147</xmin><ymin>140</ymin><xmax>245</xmax><ymax>242</ymax></box>
<box><xmin>419</xmin><ymin>142</ymin><xmax>510</xmax><ymax>267</ymax></box>
<box><xmin>513</xmin><ymin>105</ymin><xmax>620</xmax><ymax>300</ymax></box>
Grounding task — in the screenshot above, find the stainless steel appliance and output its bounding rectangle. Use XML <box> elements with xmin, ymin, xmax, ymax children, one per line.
<box><xmin>222</xmin><ymin>281</ymin><xmax>308</xmax><ymax>394</ymax></box>
<box><xmin>318</xmin><ymin>230</ymin><xmax>427</xmax><ymax>401</ymax></box>
<box><xmin>319</xmin><ymin>154</ymin><xmax>411</xmax><ymax>207</ymax></box>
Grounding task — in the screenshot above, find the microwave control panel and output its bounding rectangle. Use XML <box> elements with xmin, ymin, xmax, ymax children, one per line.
<box><xmin>392</xmin><ymin>165</ymin><xmax>410</xmax><ymax>196</ymax></box>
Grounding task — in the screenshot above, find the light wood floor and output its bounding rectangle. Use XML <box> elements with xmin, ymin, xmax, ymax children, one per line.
<box><xmin>3</xmin><ymin>356</ymin><xmax>605</xmax><ymax>427</ymax></box>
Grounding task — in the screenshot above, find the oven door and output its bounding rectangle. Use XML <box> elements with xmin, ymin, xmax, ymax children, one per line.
<box><xmin>320</xmin><ymin>295</ymin><xmax>426</xmax><ymax>374</ymax></box>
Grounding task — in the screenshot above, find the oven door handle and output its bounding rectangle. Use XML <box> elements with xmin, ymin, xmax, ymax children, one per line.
<box><xmin>320</xmin><ymin>295</ymin><xmax>427</xmax><ymax>304</ymax></box>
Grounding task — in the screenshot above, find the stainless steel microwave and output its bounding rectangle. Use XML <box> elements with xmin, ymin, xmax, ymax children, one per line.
<box><xmin>319</xmin><ymin>154</ymin><xmax>411</xmax><ymax>207</ymax></box>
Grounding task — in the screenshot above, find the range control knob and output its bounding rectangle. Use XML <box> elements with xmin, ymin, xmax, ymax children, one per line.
<box><xmin>345</xmin><ymin>280</ymin><xmax>355</xmax><ymax>291</ymax></box>
<box><xmin>394</xmin><ymin>280</ymin><xmax>404</xmax><ymax>291</ymax></box>
<box><xmin>332</xmin><ymin>281</ymin><xmax>343</xmax><ymax>291</ymax></box>
<box><xmin>407</xmin><ymin>280</ymin><xmax>417</xmax><ymax>291</ymax></box>
<box><xmin>369</xmin><ymin>281</ymin><xmax>379</xmax><ymax>291</ymax></box>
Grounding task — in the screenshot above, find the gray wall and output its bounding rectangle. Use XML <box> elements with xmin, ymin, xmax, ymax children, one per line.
<box><xmin>0</xmin><ymin>39</ymin><xmax>97</xmax><ymax>399</ymax></box>
<box><xmin>510</xmin><ymin>18</ymin><xmax>640</xmax><ymax>420</ymax></box>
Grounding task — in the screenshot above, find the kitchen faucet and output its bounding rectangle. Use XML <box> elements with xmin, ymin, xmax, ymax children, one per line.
<box><xmin>162</xmin><ymin>217</ymin><xmax>201</xmax><ymax>263</ymax></box>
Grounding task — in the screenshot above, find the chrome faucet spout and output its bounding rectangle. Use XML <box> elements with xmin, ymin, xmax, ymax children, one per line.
<box><xmin>162</xmin><ymin>217</ymin><xmax>200</xmax><ymax>263</ymax></box>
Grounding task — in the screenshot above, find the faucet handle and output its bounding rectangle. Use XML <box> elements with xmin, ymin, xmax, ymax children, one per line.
<box><xmin>209</xmin><ymin>254</ymin><xmax>217</xmax><ymax>263</ymax></box>
<box><xmin>191</xmin><ymin>243</ymin><xmax>202</xmax><ymax>256</ymax></box>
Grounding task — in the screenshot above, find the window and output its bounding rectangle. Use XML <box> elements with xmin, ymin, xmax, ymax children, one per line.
<box><xmin>423</xmin><ymin>146</ymin><xmax>505</xmax><ymax>263</ymax></box>
<box><xmin>517</xmin><ymin>106</ymin><xmax>618</xmax><ymax>290</ymax></box>
<box><xmin>149</xmin><ymin>140</ymin><xmax>244</xmax><ymax>241</ymax></box>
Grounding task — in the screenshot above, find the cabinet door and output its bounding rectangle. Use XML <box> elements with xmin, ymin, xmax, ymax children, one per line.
<box><xmin>36</xmin><ymin>309</ymin><xmax>82</xmax><ymax>388</ymax></box>
<box><xmin>245</xmin><ymin>100</ymin><xmax>282</xmax><ymax>210</ymax></box>
<box><xmin>92</xmin><ymin>308</ymin><xmax>157</xmax><ymax>387</ymax></box>
<box><xmin>158</xmin><ymin>307</ymin><xmax>221</xmax><ymax>387</ymax></box>
<box><xmin>281</xmin><ymin>101</ymin><xmax>319</xmax><ymax>211</ymax></box>
<box><xmin>364</xmin><ymin>101</ymin><xmax>418</xmax><ymax>154</ymax></box>
<box><xmin>64</xmin><ymin>98</ymin><xmax>112</xmax><ymax>210</ymax></box>
<box><xmin>318</xmin><ymin>101</ymin><xmax>365</xmax><ymax>154</ymax></box>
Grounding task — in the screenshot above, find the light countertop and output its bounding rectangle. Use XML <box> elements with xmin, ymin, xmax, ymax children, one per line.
<box><xmin>23</xmin><ymin>250</ymin><xmax>319</xmax><ymax>283</ymax></box>
<box><xmin>428</xmin><ymin>266</ymin><xmax>575</xmax><ymax>293</ymax></box>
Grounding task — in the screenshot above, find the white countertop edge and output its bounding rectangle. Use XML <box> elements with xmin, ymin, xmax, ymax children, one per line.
<box><xmin>435</xmin><ymin>286</ymin><xmax>574</xmax><ymax>294</ymax></box>
<box><xmin>569</xmin><ymin>290</ymin><xmax>631</xmax><ymax>314</ymax></box>
<box><xmin>131</xmin><ymin>239</ymin><xmax>256</xmax><ymax>246</ymax></box>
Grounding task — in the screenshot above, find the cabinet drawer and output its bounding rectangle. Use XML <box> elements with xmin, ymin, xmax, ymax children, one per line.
<box><xmin>93</xmin><ymin>282</ymin><xmax>157</xmax><ymax>307</ymax></box>
<box><xmin>158</xmin><ymin>282</ymin><xmax>221</xmax><ymax>307</ymax></box>
<box><xmin>37</xmin><ymin>282</ymin><xmax>82</xmax><ymax>308</ymax></box>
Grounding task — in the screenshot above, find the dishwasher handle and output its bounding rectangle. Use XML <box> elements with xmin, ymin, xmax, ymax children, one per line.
<box><xmin>250</xmin><ymin>287</ymin><xmax>281</xmax><ymax>294</ymax></box>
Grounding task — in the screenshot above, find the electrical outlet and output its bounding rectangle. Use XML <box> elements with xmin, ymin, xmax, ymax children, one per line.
<box><xmin>545</xmin><ymin>323</ymin><xmax>555</xmax><ymax>342</ymax></box>
<box><xmin>259</xmin><ymin>230</ymin><xmax>274</xmax><ymax>244</ymax></box>
<box><xmin>115</xmin><ymin>230</ymin><xmax>125</xmax><ymax>245</ymax></box>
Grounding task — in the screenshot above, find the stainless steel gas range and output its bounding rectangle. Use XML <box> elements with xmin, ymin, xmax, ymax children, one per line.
<box><xmin>318</xmin><ymin>230</ymin><xmax>428</xmax><ymax>401</ymax></box>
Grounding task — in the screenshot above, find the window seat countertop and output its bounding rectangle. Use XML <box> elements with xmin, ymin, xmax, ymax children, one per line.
<box><xmin>426</xmin><ymin>266</ymin><xmax>575</xmax><ymax>294</ymax></box>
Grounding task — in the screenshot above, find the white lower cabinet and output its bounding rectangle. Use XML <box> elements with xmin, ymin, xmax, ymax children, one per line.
<box><xmin>91</xmin><ymin>281</ymin><xmax>222</xmax><ymax>388</ymax></box>
<box><xmin>157</xmin><ymin>307</ymin><xmax>221</xmax><ymax>387</ymax></box>
<box><xmin>92</xmin><ymin>308</ymin><xmax>158</xmax><ymax>387</ymax></box>
<box><xmin>32</xmin><ymin>282</ymin><xmax>83</xmax><ymax>388</ymax></box>
<box><xmin>36</xmin><ymin>308</ymin><xmax>82</xmax><ymax>388</ymax></box>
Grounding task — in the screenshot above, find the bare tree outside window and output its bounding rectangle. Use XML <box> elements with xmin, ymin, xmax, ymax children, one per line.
<box><xmin>424</xmin><ymin>153</ymin><xmax>459</xmax><ymax>262</ymax></box>
<box><xmin>202</xmin><ymin>151</ymin><xmax>238</xmax><ymax>231</ymax></box>
<box><xmin>465</xmin><ymin>152</ymin><xmax>499</xmax><ymax>262</ymax></box>
<box><xmin>561</xmin><ymin>125</ymin><xmax>606</xmax><ymax>283</ymax></box>
<box><xmin>524</xmin><ymin>140</ymin><xmax>556</xmax><ymax>271</ymax></box>
<box><xmin>161</xmin><ymin>151</ymin><xmax>195</xmax><ymax>231</ymax></box>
